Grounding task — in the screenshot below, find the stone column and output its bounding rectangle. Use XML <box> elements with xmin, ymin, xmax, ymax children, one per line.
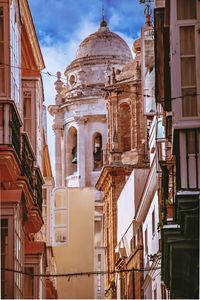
<box><xmin>77</xmin><ymin>117</ymin><xmax>87</xmax><ymax>188</ymax></box>
<box><xmin>53</xmin><ymin>123</ymin><xmax>63</xmax><ymax>187</ymax></box>
<box><xmin>61</xmin><ymin>126</ymin><xmax>66</xmax><ymax>186</ymax></box>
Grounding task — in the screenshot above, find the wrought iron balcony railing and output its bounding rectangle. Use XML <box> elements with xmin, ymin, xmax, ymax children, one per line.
<box><xmin>21</xmin><ymin>132</ymin><xmax>35</xmax><ymax>191</ymax></box>
<box><xmin>0</xmin><ymin>102</ymin><xmax>22</xmax><ymax>159</ymax></box>
<box><xmin>34</xmin><ymin>167</ymin><xmax>44</xmax><ymax>213</ymax></box>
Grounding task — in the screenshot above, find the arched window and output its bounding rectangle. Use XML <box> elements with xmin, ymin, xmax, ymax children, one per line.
<box><xmin>119</xmin><ymin>103</ymin><xmax>131</xmax><ymax>152</ymax></box>
<box><xmin>93</xmin><ymin>133</ymin><xmax>103</xmax><ymax>171</ymax></box>
<box><xmin>69</xmin><ymin>74</ymin><xmax>75</xmax><ymax>86</ymax></box>
<box><xmin>67</xmin><ymin>127</ymin><xmax>77</xmax><ymax>176</ymax></box>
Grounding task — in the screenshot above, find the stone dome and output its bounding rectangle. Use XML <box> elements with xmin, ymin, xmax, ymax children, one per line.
<box><xmin>76</xmin><ymin>25</ymin><xmax>132</xmax><ymax>60</ymax></box>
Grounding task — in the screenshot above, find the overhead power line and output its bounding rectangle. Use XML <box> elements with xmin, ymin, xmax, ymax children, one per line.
<box><xmin>1</xmin><ymin>266</ymin><xmax>161</xmax><ymax>278</ymax></box>
<box><xmin>1</xmin><ymin>61</ymin><xmax>199</xmax><ymax>103</ymax></box>
<box><xmin>0</xmin><ymin>61</ymin><xmax>66</xmax><ymax>81</ymax></box>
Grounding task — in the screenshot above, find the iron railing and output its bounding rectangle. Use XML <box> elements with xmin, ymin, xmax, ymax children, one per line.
<box><xmin>34</xmin><ymin>167</ymin><xmax>44</xmax><ymax>213</ymax></box>
<box><xmin>21</xmin><ymin>133</ymin><xmax>35</xmax><ymax>191</ymax></box>
<box><xmin>0</xmin><ymin>103</ymin><xmax>21</xmax><ymax>159</ymax></box>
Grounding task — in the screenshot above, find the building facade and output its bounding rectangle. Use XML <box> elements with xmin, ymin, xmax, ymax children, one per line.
<box><xmin>48</xmin><ymin>18</ymin><xmax>134</xmax><ymax>299</ymax></box>
<box><xmin>0</xmin><ymin>0</ymin><xmax>57</xmax><ymax>298</ymax></box>
<box><xmin>154</xmin><ymin>0</ymin><xmax>200</xmax><ymax>298</ymax></box>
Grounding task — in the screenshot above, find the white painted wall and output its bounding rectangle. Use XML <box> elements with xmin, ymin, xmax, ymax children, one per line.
<box><xmin>117</xmin><ymin>168</ymin><xmax>149</xmax><ymax>253</ymax></box>
<box><xmin>142</xmin><ymin>191</ymin><xmax>161</xmax><ymax>300</ymax></box>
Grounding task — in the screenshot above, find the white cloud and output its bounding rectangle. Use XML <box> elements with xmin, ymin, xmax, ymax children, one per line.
<box><xmin>109</xmin><ymin>13</ymin><xmax>120</xmax><ymax>27</ymax></box>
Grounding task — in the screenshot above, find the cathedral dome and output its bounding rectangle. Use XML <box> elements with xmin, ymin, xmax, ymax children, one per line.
<box><xmin>65</xmin><ymin>22</ymin><xmax>133</xmax><ymax>90</ymax></box>
<box><xmin>76</xmin><ymin>24</ymin><xmax>132</xmax><ymax>60</ymax></box>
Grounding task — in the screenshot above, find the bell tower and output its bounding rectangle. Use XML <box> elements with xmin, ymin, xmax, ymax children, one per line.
<box><xmin>48</xmin><ymin>20</ymin><xmax>132</xmax><ymax>299</ymax></box>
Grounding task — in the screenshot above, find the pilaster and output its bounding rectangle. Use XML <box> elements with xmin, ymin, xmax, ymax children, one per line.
<box><xmin>53</xmin><ymin>123</ymin><xmax>63</xmax><ymax>187</ymax></box>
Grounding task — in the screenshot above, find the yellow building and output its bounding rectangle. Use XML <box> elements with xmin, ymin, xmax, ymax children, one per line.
<box><xmin>52</xmin><ymin>188</ymin><xmax>94</xmax><ymax>299</ymax></box>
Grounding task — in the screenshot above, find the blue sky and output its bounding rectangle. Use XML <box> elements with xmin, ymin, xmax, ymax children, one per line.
<box><xmin>28</xmin><ymin>0</ymin><xmax>146</xmax><ymax>172</ymax></box>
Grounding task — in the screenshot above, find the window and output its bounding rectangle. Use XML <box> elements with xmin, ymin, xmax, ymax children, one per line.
<box><xmin>0</xmin><ymin>7</ymin><xmax>5</xmax><ymax>94</ymax></box>
<box><xmin>145</xmin><ymin>228</ymin><xmax>148</xmax><ymax>255</ymax></box>
<box><xmin>1</xmin><ymin>219</ymin><xmax>8</xmax><ymax>299</ymax></box>
<box><xmin>10</xmin><ymin>1</ymin><xmax>20</xmax><ymax>105</ymax></box>
<box><xmin>1</xmin><ymin>208</ymin><xmax>23</xmax><ymax>299</ymax></box>
<box><xmin>22</xmin><ymin>87</ymin><xmax>36</xmax><ymax>150</ymax></box>
<box><xmin>94</xmin><ymin>220</ymin><xmax>102</xmax><ymax>247</ymax></box>
<box><xmin>14</xmin><ymin>210</ymin><xmax>23</xmax><ymax>299</ymax></box>
<box><xmin>157</xmin><ymin>118</ymin><xmax>165</xmax><ymax>139</ymax></box>
<box><xmin>67</xmin><ymin>127</ymin><xmax>77</xmax><ymax>176</ymax></box>
<box><xmin>179</xmin><ymin>129</ymin><xmax>199</xmax><ymax>189</ymax></box>
<box><xmin>53</xmin><ymin>189</ymin><xmax>68</xmax><ymax>244</ymax></box>
<box><xmin>152</xmin><ymin>210</ymin><xmax>155</xmax><ymax>235</ymax></box>
<box><xmin>119</xmin><ymin>103</ymin><xmax>131</xmax><ymax>152</ymax></box>
<box><xmin>23</xmin><ymin>91</ymin><xmax>32</xmax><ymax>138</ymax></box>
<box><xmin>69</xmin><ymin>74</ymin><xmax>76</xmax><ymax>86</ymax></box>
<box><xmin>97</xmin><ymin>254</ymin><xmax>102</xmax><ymax>298</ymax></box>
<box><xmin>42</xmin><ymin>189</ymin><xmax>47</xmax><ymax>239</ymax></box>
<box><xmin>93</xmin><ymin>133</ymin><xmax>103</xmax><ymax>171</ymax></box>
<box><xmin>180</xmin><ymin>26</ymin><xmax>197</xmax><ymax>117</ymax></box>
<box><xmin>177</xmin><ymin>0</ymin><xmax>196</xmax><ymax>20</ymax></box>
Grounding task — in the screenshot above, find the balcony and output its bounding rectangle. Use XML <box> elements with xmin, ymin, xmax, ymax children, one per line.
<box><xmin>0</xmin><ymin>102</ymin><xmax>22</xmax><ymax>159</ymax></box>
<box><xmin>34</xmin><ymin>167</ymin><xmax>44</xmax><ymax>213</ymax></box>
<box><xmin>21</xmin><ymin>133</ymin><xmax>35</xmax><ymax>191</ymax></box>
<box><xmin>161</xmin><ymin>192</ymin><xmax>199</xmax><ymax>298</ymax></box>
<box><xmin>21</xmin><ymin>134</ymin><xmax>44</xmax><ymax>213</ymax></box>
<box><xmin>0</xmin><ymin>102</ymin><xmax>22</xmax><ymax>182</ymax></box>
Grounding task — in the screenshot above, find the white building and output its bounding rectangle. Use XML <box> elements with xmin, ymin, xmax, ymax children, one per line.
<box><xmin>48</xmin><ymin>19</ymin><xmax>133</xmax><ymax>299</ymax></box>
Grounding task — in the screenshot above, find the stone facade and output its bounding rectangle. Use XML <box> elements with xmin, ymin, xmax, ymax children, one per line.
<box><xmin>49</xmin><ymin>20</ymin><xmax>133</xmax><ymax>299</ymax></box>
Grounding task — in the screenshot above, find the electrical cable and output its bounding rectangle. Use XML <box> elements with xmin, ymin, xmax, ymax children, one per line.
<box><xmin>1</xmin><ymin>266</ymin><xmax>161</xmax><ymax>278</ymax></box>
<box><xmin>0</xmin><ymin>61</ymin><xmax>66</xmax><ymax>81</ymax></box>
<box><xmin>1</xmin><ymin>61</ymin><xmax>199</xmax><ymax>103</ymax></box>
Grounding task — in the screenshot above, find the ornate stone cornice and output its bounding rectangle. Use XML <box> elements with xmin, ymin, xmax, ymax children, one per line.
<box><xmin>21</xmin><ymin>0</ymin><xmax>45</xmax><ymax>70</ymax></box>
<box><xmin>64</xmin><ymin>114</ymin><xmax>106</xmax><ymax>126</ymax></box>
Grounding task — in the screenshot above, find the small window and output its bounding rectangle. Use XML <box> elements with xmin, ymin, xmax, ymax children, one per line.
<box><xmin>94</xmin><ymin>220</ymin><xmax>102</xmax><ymax>247</ymax></box>
<box><xmin>157</xmin><ymin>119</ymin><xmax>165</xmax><ymax>139</ymax></box>
<box><xmin>69</xmin><ymin>74</ymin><xmax>75</xmax><ymax>86</ymax></box>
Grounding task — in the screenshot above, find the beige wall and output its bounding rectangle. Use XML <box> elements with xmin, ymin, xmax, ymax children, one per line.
<box><xmin>53</xmin><ymin>187</ymin><xmax>94</xmax><ymax>299</ymax></box>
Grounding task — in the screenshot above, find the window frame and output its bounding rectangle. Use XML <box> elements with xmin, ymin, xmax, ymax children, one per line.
<box><xmin>22</xmin><ymin>83</ymin><xmax>36</xmax><ymax>151</ymax></box>
<box><xmin>0</xmin><ymin>3</ymin><xmax>9</xmax><ymax>97</ymax></box>
<box><xmin>52</xmin><ymin>188</ymin><xmax>69</xmax><ymax>246</ymax></box>
<box><xmin>170</xmin><ymin>0</ymin><xmax>200</xmax><ymax>124</ymax></box>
